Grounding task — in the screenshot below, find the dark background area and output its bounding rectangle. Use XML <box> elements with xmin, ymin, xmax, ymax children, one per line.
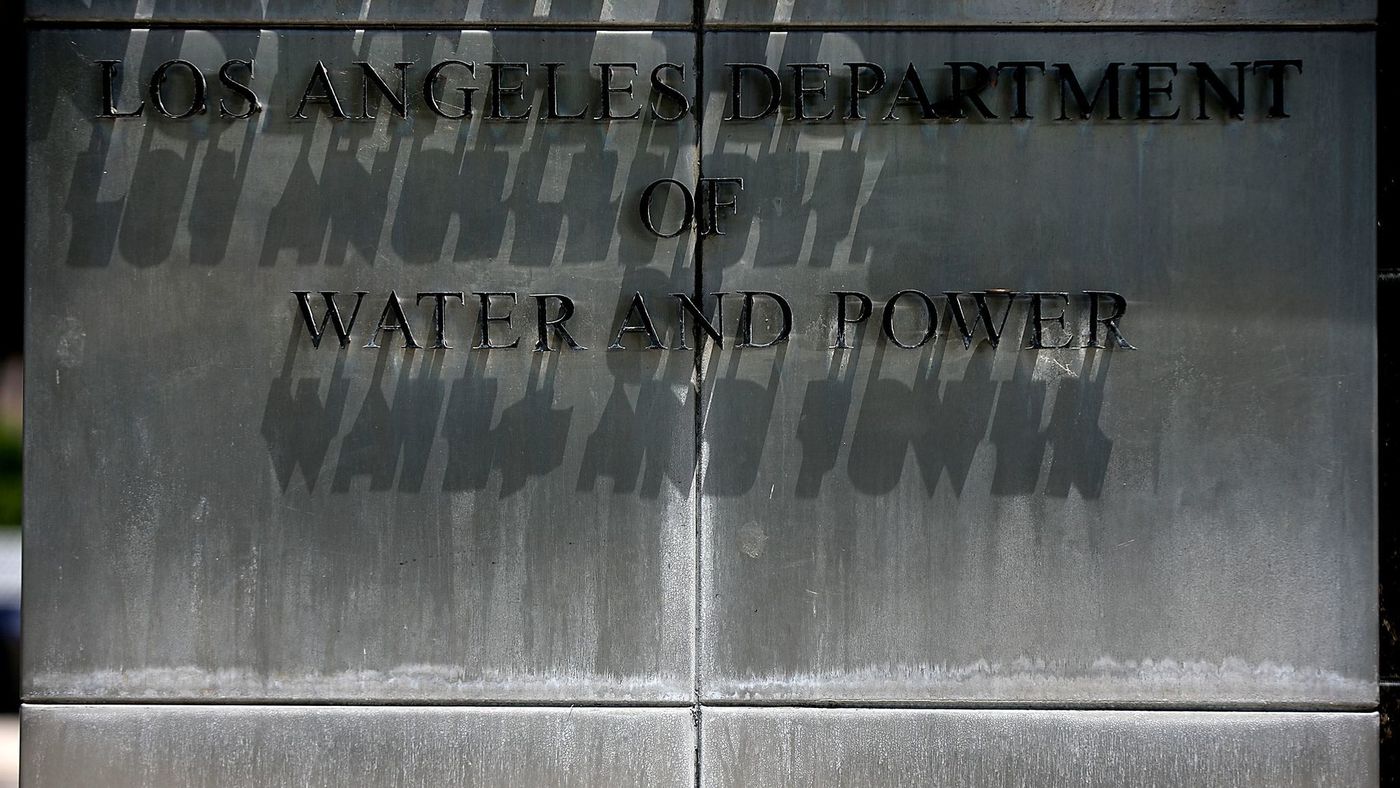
<box><xmin>1378</xmin><ymin>2</ymin><xmax>1395</xmax><ymax>780</ymax></box>
<box><xmin>4</xmin><ymin>2</ymin><xmax>25</xmax><ymax>715</ymax></box>
<box><xmin>10</xmin><ymin>2</ymin><xmax>21</xmax><ymax>362</ymax></box>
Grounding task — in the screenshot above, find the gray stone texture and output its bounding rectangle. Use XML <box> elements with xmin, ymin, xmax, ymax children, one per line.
<box><xmin>26</xmin><ymin>28</ymin><xmax>699</xmax><ymax>702</ymax></box>
<box><xmin>704</xmin><ymin>0</ymin><xmax>1376</xmax><ymax>26</ymax></box>
<box><xmin>25</xmin><ymin>0</ymin><xmax>693</xmax><ymax>25</ymax></box>
<box><xmin>21</xmin><ymin>7</ymin><xmax>1380</xmax><ymax>788</ymax></box>
<box><xmin>697</xmin><ymin>30</ymin><xmax>1376</xmax><ymax>707</ymax></box>
<box><xmin>702</xmin><ymin>708</ymin><xmax>1379</xmax><ymax>786</ymax></box>
<box><xmin>23</xmin><ymin>704</ymin><xmax>696</xmax><ymax>787</ymax></box>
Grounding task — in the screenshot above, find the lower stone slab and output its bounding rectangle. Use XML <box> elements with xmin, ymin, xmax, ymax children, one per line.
<box><xmin>21</xmin><ymin>704</ymin><xmax>695</xmax><ymax>787</ymax></box>
<box><xmin>21</xmin><ymin>704</ymin><xmax>1381</xmax><ymax>786</ymax></box>
<box><xmin>701</xmin><ymin>708</ymin><xmax>1378</xmax><ymax>787</ymax></box>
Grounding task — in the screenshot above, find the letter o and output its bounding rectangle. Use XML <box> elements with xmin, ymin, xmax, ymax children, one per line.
<box><xmin>149</xmin><ymin>59</ymin><xmax>207</xmax><ymax>119</ymax></box>
<box><xmin>639</xmin><ymin>178</ymin><xmax>695</xmax><ymax>238</ymax></box>
<box><xmin>881</xmin><ymin>290</ymin><xmax>938</xmax><ymax>349</ymax></box>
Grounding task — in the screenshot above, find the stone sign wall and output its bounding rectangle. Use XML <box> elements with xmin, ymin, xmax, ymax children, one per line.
<box><xmin>22</xmin><ymin>1</ymin><xmax>1379</xmax><ymax>784</ymax></box>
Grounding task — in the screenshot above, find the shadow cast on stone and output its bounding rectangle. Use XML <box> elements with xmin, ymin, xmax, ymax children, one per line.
<box><xmin>704</xmin><ymin>307</ymin><xmax>1120</xmax><ymax>501</ymax></box>
<box><xmin>576</xmin><ymin>271</ymin><xmax>698</xmax><ymax>497</ymax></box>
<box><xmin>331</xmin><ymin>344</ymin><xmax>448</xmax><ymax>493</ymax></box>
<box><xmin>262</xmin><ymin>297</ymin><xmax>696</xmax><ymax>500</ymax></box>
<box><xmin>702</xmin><ymin>344</ymin><xmax>787</xmax><ymax>497</ymax></box>
<box><xmin>63</xmin><ymin>29</ymin><xmax>265</xmax><ymax>269</ymax></box>
<box><xmin>261</xmin><ymin>319</ymin><xmax>352</xmax><ymax>492</ymax></box>
<box><xmin>68</xmin><ymin>30</ymin><xmax>687</xmax><ymax>276</ymax></box>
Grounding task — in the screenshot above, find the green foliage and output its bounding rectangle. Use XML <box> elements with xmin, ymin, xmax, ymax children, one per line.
<box><xmin>0</xmin><ymin>428</ymin><xmax>18</xmax><ymax>526</ymax></box>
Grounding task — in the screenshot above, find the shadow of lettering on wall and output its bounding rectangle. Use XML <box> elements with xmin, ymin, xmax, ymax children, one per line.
<box><xmin>262</xmin><ymin>297</ymin><xmax>1132</xmax><ymax>500</ymax></box>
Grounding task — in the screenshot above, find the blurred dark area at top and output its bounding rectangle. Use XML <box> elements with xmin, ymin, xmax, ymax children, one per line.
<box><xmin>1378</xmin><ymin>0</ymin><xmax>1397</xmax><ymax>782</ymax></box>
<box><xmin>2</xmin><ymin>0</ymin><xmax>23</xmax><ymax>715</ymax></box>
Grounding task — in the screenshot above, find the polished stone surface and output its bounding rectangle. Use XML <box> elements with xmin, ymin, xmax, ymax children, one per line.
<box><xmin>25</xmin><ymin>28</ymin><xmax>698</xmax><ymax>702</ymax></box>
<box><xmin>23</xmin><ymin>0</ymin><xmax>1377</xmax><ymax>25</ymax></box>
<box><xmin>25</xmin><ymin>0</ymin><xmax>693</xmax><ymax>25</ymax></box>
<box><xmin>22</xmin><ymin>704</ymin><xmax>695</xmax><ymax>787</ymax></box>
<box><xmin>701</xmin><ymin>708</ymin><xmax>1378</xmax><ymax>786</ymax></box>
<box><xmin>22</xmin><ymin>9</ymin><xmax>1381</xmax><ymax>787</ymax></box>
<box><xmin>697</xmin><ymin>30</ymin><xmax>1376</xmax><ymax>706</ymax></box>
<box><xmin>704</xmin><ymin>0</ymin><xmax>1377</xmax><ymax>25</ymax></box>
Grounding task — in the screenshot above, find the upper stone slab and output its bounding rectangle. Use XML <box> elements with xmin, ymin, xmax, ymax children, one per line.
<box><xmin>704</xmin><ymin>0</ymin><xmax>1376</xmax><ymax>26</ymax></box>
<box><xmin>23</xmin><ymin>0</ymin><xmax>693</xmax><ymax>25</ymax></box>
<box><xmin>23</xmin><ymin>0</ymin><xmax>1377</xmax><ymax>26</ymax></box>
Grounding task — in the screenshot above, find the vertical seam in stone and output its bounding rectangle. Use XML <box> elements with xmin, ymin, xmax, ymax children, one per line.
<box><xmin>691</xmin><ymin>3</ymin><xmax>706</xmax><ymax>786</ymax></box>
